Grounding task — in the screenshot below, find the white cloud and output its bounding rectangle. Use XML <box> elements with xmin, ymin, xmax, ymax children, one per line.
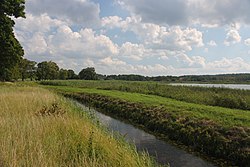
<box><xmin>207</xmin><ymin>40</ymin><xmax>217</xmax><ymax>47</ymax></box>
<box><xmin>97</xmin><ymin>57</ymin><xmax>175</xmax><ymax>75</ymax></box>
<box><xmin>206</xmin><ymin>57</ymin><xmax>250</xmax><ymax>72</ymax></box>
<box><xmin>102</xmin><ymin>16</ymin><xmax>204</xmax><ymax>51</ymax></box>
<box><xmin>224</xmin><ymin>29</ymin><xmax>241</xmax><ymax>46</ymax></box>
<box><xmin>99</xmin><ymin>57</ymin><xmax>126</xmax><ymax>66</ymax></box>
<box><xmin>244</xmin><ymin>38</ymin><xmax>250</xmax><ymax>46</ymax></box>
<box><xmin>119</xmin><ymin>42</ymin><xmax>146</xmax><ymax>61</ymax></box>
<box><xmin>14</xmin><ymin>13</ymin><xmax>119</xmax><ymax>72</ymax></box>
<box><xmin>175</xmin><ymin>53</ymin><xmax>206</xmax><ymax>68</ymax></box>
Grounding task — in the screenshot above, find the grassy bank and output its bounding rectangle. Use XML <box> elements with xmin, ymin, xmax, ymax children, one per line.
<box><xmin>44</xmin><ymin>84</ymin><xmax>250</xmax><ymax>166</ymax></box>
<box><xmin>40</xmin><ymin>80</ymin><xmax>250</xmax><ymax>110</ymax></box>
<box><xmin>0</xmin><ymin>84</ymin><xmax>158</xmax><ymax>167</ymax></box>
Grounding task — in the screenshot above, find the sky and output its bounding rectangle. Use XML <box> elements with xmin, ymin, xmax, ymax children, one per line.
<box><xmin>14</xmin><ymin>0</ymin><xmax>250</xmax><ymax>76</ymax></box>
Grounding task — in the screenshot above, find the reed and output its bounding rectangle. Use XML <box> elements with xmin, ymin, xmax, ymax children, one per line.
<box><xmin>0</xmin><ymin>84</ymin><xmax>159</xmax><ymax>167</ymax></box>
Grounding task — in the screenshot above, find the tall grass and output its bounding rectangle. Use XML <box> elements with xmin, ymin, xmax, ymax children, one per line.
<box><xmin>0</xmin><ymin>84</ymin><xmax>159</xmax><ymax>167</ymax></box>
<box><xmin>40</xmin><ymin>80</ymin><xmax>250</xmax><ymax>110</ymax></box>
<box><xmin>62</xmin><ymin>90</ymin><xmax>250</xmax><ymax>166</ymax></box>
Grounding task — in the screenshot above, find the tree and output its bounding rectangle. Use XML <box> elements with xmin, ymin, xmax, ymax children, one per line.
<box><xmin>59</xmin><ymin>69</ymin><xmax>68</xmax><ymax>80</ymax></box>
<box><xmin>19</xmin><ymin>58</ymin><xmax>37</xmax><ymax>81</ymax></box>
<box><xmin>79</xmin><ymin>67</ymin><xmax>97</xmax><ymax>80</ymax></box>
<box><xmin>37</xmin><ymin>61</ymin><xmax>59</xmax><ymax>80</ymax></box>
<box><xmin>67</xmin><ymin>69</ymin><xmax>78</xmax><ymax>79</ymax></box>
<box><xmin>0</xmin><ymin>0</ymin><xmax>25</xmax><ymax>81</ymax></box>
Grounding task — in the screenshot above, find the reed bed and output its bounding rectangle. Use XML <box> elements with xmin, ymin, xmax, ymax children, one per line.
<box><xmin>0</xmin><ymin>84</ymin><xmax>158</xmax><ymax>167</ymax></box>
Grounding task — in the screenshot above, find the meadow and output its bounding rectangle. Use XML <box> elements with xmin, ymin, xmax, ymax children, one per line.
<box><xmin>0</xmin><ymin>83</ymin><xmax>159</xmax><ymax>167</ymax></box>
<box><xmin>41</xmin><ymin>80</ymin><xmax>250</xmax><ymax>110</ymax></box>
<box><xmin>39</xmin><ymin>80</ymin><xmax>250</xmax><ymax>166</ymax></box>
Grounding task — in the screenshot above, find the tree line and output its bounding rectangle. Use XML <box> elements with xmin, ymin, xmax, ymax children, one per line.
<box><xmin>6</xmin><ymin>59</ymin><xmax>100</xmax><ymax>81</ymax></box>
<box><xmin>3</xmin><ymin>57</ymin><xmax>250</xmax><ymax>82</ymax></box>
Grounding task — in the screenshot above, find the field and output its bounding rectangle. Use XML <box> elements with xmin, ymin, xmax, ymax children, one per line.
<box><xmin>0</xmin><ymin>83</ymin><xmax>158</xmax><ymax>167</ymax></box>
<box><xmin>40</xmin><ymin>80</ymin><xmax>250</xmax><ymax>166</ymax></box>
<box><xmin>41</xmin><ymin>80</ymin><xmax>250</xmax><ymax>110</ymax></box>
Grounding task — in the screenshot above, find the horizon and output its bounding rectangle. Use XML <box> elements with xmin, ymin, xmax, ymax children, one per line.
<box><xmin>14</xmin><ymin>0</ymin><xmax>250</xmax><ymax>76</ymax></box>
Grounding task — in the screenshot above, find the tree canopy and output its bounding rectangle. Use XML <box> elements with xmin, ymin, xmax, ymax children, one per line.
<box><xmin>79</xmin><ymin>67</ymin><xmax>97</xmax><ymax>80</ymax></box>
<box><xmin>0</xmin><ymin>0</ymin><xmax>25</xmax><ymax>81</ymax></box>
<box><xmin>19</xmin><ymin>58</ymin><xmax>37</xmax><ymax>81</ymax></box>
<box><xmin>37</xmin><ymin>61</ymin><xmax>59</xmax><ymax>80</ymax></box>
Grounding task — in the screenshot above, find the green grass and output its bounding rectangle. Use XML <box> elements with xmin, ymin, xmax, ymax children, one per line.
<box><xmin>0</xmin><ymin>84</ymin><xmax>159</xmax><ymax>167</ymax></box>
<box><xmin>40</xmin><ymin>80</ymin><xmax>250</xmax><ymax>110</ymax></box>
<box><xmin>45</xmin><ymin>85</ymin><xmax>250</xmax><ymax>128</ymax></box>
<box><xmin>38</xmin><ymin>81</ymin><xmax>250</xmax><ymax>166</ymax></box>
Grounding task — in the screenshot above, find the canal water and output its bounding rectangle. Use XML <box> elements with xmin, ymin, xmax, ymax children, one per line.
<box><xmin>76</xmin><ymin>102</ymin><xmax>215</xmax><ymax>167</ymax></box>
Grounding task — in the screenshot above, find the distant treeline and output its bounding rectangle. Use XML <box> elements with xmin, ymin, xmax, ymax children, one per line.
<box><xmin>105</xmin><ymin>74</ymin><xmax>250</xmax><ymax>83</ymax></box>
<box><xmin>5</xmin><ymin>59</ymin><xmax>250</xmax><ymax>83</ymax></box>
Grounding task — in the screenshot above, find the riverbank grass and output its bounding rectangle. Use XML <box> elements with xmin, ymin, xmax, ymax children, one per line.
<box><xmin>0</xmin><ymin>84</ymin><xmax>158</xmax><ymax>167</ymax></box>
<box><xmin>44</xmin><ymin>84</ymin><xmax>250</xmax><ymax>166</ymax></box>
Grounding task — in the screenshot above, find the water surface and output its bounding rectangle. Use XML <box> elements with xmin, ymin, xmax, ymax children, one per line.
<box><xmin>77</xmin><ymin>103</ymin><xmax>215</xmax><ymax>167</ymax></box>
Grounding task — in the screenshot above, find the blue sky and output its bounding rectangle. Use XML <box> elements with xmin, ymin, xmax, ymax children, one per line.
<box><xmin>14</xmin><ymin>0</ymin><xmax>250</xmax><ymax>76</ymax></box>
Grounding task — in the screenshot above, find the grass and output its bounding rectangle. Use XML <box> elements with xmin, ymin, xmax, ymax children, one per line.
<box><xmin>0</xmin><ymin>84</ymin><xmax>159</xmax><ymax>167</ymax></box>
<box><xmin>45</xmin><ymin>85</ymin><xmax>250</xmax><ymax>128</ymax></box>
<box><xmin>39</xmin><ymin>82</ymin><xmax>250</xmax><ymax>166</ymax></box>
<box><xmin>40</xmin><ymin>80</ymin><xmax>250</xmax><ymax>110</ymax></box>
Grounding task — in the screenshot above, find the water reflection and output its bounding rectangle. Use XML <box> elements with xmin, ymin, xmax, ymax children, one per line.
<box><xmin>78</xmin><ymin>103</ymin><xmax>215</xmax><ymax>167</ymax></box>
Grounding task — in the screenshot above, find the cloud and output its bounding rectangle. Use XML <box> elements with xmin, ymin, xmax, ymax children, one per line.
<box><xmin>14</xmin><ymin>13</ymin><xmax>119</xmax><ymax>72</ymax></box>
<box><xmin>206</xmin><ymin>57</ymin><xmax>250</xmax><ymax>72</ymax></box>
<box><xmin>97</xmin><ymin>57</ymin><xmax>175</xmax><ymax>75</ymax></box>
<box><xmin>99</xmin><ymin>57</ymin><xmax>126</xmax><ymax>66</ymax></box>
<box><xmin>102</xmin><ymin>16</ymin><xmax>204</xmax><ymax>51</ymax></box>
<box><xmin>245</xmin><ymin>38</ymin><xmax>250</xmax><ymax>46</ymax></box>
<box><xmin>224</xmin><ymin>29</ymin><xmax>241</xmax><ymax>46</ymax></box>
<box><xmin>26</xmin><ymin>0</ymin><xmax>100</xmax><ymax>26</ymax></box>
<box><xmin>119</xmin><ymin>42</ymin><xmax>146</xmax><ymax>61</ymax></box>
<box><xmin>117</xmin><ymin>0</ymin><xmax>188</xmax><ymax>25</ymax></box>
<box><xmin>175</xmin><ymin>53</ymin><xmax>206</xmax><ymax>68</ymax></box>
<box><xmin>207</xmin><ymin>40</ymin><xmax>217</xmax><ymax>47</ymax></box>
<box><xmin>117</xmin><ymin>0</ymin><xmax>250</xmax><ymax>26</ymax></box>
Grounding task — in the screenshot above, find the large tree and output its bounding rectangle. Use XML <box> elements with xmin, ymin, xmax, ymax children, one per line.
<box><xmin>0</xmin><ymin>0</ymin><xmax>25</xmax><ymax>81</ymax></box>
<box><xmin>37</xmin><ymin>61</ymin><xmax>59</xmax><ymax>80</ymax></box>
<box><xmin>79</xmin><ymin>67</ymin><xmax>97</xmax><ymax>80</ymax></box>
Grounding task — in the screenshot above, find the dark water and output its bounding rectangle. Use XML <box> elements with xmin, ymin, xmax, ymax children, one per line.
<box><xmin>170</xmin><ymin>83</ymin><xmax>250</xmax><ymax>90</ymax></box>
<box><xmin>77</xmin><ymin>103</ymin><xmax>215</xmax><ymax>167</ymax></box>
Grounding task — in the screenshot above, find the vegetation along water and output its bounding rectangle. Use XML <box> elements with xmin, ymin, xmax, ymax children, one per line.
<box><xmin>0</xmin><ymin>83</ymin><xmax>160</xmax><ymax>167</ymax></box>
<box><xmin>39</xmin><ymin>80</ymin><xmax>250</xmax><ymax>167</ymax></box>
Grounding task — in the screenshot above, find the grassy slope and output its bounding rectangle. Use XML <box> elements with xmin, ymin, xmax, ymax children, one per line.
<box><xmin>46</xmin><ymin>85</ymin><xmax>250</xmax><ymax>128</ymax></box>
<box><xmin>0</xmin><ymin>84</ymin><xmax>158</xmax><ymax>167</ymax></box>
<box><xmin>40</xmin><ymin>80</ymin><xmax>250</xmax><ymax>110</ymax></box>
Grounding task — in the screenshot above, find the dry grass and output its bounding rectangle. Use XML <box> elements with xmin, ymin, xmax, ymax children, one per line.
<box><xmin>0</xmin><ymin>85</ymin><xmax>158</xmax><ymax>167</ymax></box>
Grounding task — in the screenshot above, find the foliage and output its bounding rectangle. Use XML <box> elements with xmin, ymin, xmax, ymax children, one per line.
<box><xmin>37</xmin><ymin>61</ymin><xmax>59</xmax><ymax>80</ymax></box>
<box><xmin>67</xmin><ymin>69</ymin><xmax>78</xmax><ymax>79</ymax></box>
<box><xmin>19</xmin><ymin>58</ymin><xmax>37</xmax><ymax>81</ymax></box>
<box><xmin>59</xmin><ymin>69</ymin><xmax>68</xmax><ymax>80</ymax></box>
<box><xmin>0</xmin><ymin>0</ymin><xmax>25</xmax><ymax>81</ymax></box>
<box><xmin>79</xmin><ymin>67</ymin><xmax>98</xmax><ymax>80</ymax></box>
